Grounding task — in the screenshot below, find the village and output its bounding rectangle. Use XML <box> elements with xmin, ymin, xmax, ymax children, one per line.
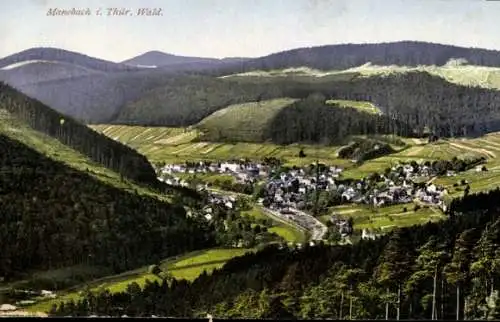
<box><xmin>154</xmin><ymin>158</ymin><xmax>474</xmax><ymax>241</ymax></box>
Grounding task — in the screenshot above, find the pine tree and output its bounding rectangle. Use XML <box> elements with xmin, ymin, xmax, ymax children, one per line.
<box><xmin>374</xmin><ymin>230</ymin><xmax>414</xmax><ymax>320</ymax></box>
<box><xmin>444</xmin><ymin>228</ymin><xmax>477</xmax><ymax>321</ymax></box>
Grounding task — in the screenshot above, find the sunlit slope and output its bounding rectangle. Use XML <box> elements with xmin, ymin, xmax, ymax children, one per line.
<box><xmin>195</xmin><ymin>98</ymin><xmax>298</xmax><ymax>141</ymax></box>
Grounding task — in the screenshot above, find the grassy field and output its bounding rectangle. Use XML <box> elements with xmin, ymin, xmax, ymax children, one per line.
<box><xmin>242</xmin><ymin>206</ymin><xmax>307</xmax><ymax>244</ymax></box>
<box><xmin>326</xmin><ymin>99</ymin><xmax>382</xmax><ymax>114</ymax></box>
<box><xmin>91</xmin><ymin>124</ymin><xmax>352</xmax><ymax>166</ymax></box>
<box><xmin>196</xmin><ymin>98</ymin><xmax>298</xmax><ymax>141</ymax></box>
<box><xmin>320</xmin><ymin>203</ymin><xmax>444</xmax><ymax>231</ymax></box>
<box><xmin>24</xmin><ymin>248</ymin><xmax>253</xmax><ymax>313</ymax></box>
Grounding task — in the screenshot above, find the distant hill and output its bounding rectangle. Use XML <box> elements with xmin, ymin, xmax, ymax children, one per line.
<box><xmin>215</xmin><ymin>41</ymin><xmax>500</xmax><ymax>73</ymax></box>
<box><xmin>0</xmin><ymin>49</ymin><xmax>249</xmax><ymax>124</ymax></box>
<box><xmin>10</xmin><ymin>69</ymin><xmax>196</xmax><ymax>123</ymax></box>
<box><xmin>4</xmin><ymin>42</ymin><xmax>500</xmax><ymax>130</ymax></box>
<box><xmin>122</xmin><ymin>50</ymin><xmax>249</xmax><ymax>67</ymax></box>
<box><xmin>0</xmin><ymin>47</ymin><xmax>138</xmax><ymax>72</ymax></box>
<box><xmin>0</xmin><ymin>61</ymin><xmax>104</xmax><ymax>86</ymax></box>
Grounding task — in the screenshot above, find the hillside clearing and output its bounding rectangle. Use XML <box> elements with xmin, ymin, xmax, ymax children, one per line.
<box><xmin>326</xmin><ymin>99</ymin><xmax>382</xmax><ymax>114</ymax></box>
<box><xmin>195</xmin><ymin>98</ymin><xmax>298</xmax><ymax>142</ymax></box>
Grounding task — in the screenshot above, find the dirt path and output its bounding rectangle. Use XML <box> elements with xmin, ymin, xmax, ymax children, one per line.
<box><xmin>449</xmin><ymin>142</ymin><xmax>496</xmax><ymax>158</ymax></box>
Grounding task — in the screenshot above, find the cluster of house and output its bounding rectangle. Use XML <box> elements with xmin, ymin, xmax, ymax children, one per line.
<box><xmin>261</xmin><ymin>165</ymin><xmax>343</xmax><ymax>211</ymax></box>
<box><xmin>155</xmin><ymin>159</ymin><xmax>458</xmax><ymax>243</ymax></box>
<box><xmin>156</xmin><ymin>160</ymin><xmax>267</xmax><ymax>185</ymax></box>
<box><xmin>260</xmin><ymin>161</ymin><xmax>450</xmax><ymax>213</ymax></box>
<box><xmin>198</xmin><ymin>193</ymin><xmax>236</xmax><ymax>222</ymax></box>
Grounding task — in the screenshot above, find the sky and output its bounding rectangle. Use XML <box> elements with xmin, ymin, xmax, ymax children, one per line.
<box><xmin>1</xmin><ymin>0</ymin><xmax>500</xmax><ymax>62</ymax></box>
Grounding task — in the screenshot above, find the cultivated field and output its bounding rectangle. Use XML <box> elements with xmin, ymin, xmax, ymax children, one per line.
<box><xmin>320</xmin><ymin>203</ymin><xmax>444</xmax><ymax>232</ymax></box>
<box><xmin>91</xmin><ymin>124</ymin><xmax>351</xmax><ymax>166</ymax></box>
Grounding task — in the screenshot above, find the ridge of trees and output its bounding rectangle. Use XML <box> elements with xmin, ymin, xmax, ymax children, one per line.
<box><xmin>264</xmin><ymin>97</ymin><xmax>411</xmax><ymax>145</ymax></box>
<box><xmin>210</xmin><ymin>41</ymin><xmax>500</xmax><ymax>74</ymax></box>
<box><xmin>0</xmin><ymin>82</ymin><xmax>158</xmax><ymax>186</ymax></box>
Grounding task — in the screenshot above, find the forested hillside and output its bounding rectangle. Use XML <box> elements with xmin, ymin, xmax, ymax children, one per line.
<box><xmin>115</xmin><ymin>76</ymin><xmax>287</xmax><ymax>126</ymax></box>
<box><xmin>326</xmin><ymin>72</ymin><xmax>500</xmax><ymax>137</ymax></box>
<box><xmin>4</xmin><ymin>42</ymin><xmax>500</xmax><ymax>132</ymax></box>
<box><xmin>51</xmin><ymin>189</ymin><xmax>500</xmax><ymax>320</ymax></box>
<box><xmin>0</xmin><ymin>133</ymin><xmax>213</xmax><ymax>281</ymax></box>
<box><xmin>264</xmin><ymin>97</ymin><xmax>411</xmax><ymax>144</ymax></box>
<box><xmin>11</xmin><ymin>70</ymin><xmax>186</xmax><ymax>123</ymax></box>
<box><xmin>214</xmin><ymin>41</ymin><xmax>500</xmax><ymax>73</ymax></box>
<box><xmin>112</xmin><ymin>72</ymin><xmax>500</xmax><ymax>139</ymax></box>
<box><xmin>0</xmin><ymin>82</ymin><xmax>158</xmax><ymax>185</ymax></box>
